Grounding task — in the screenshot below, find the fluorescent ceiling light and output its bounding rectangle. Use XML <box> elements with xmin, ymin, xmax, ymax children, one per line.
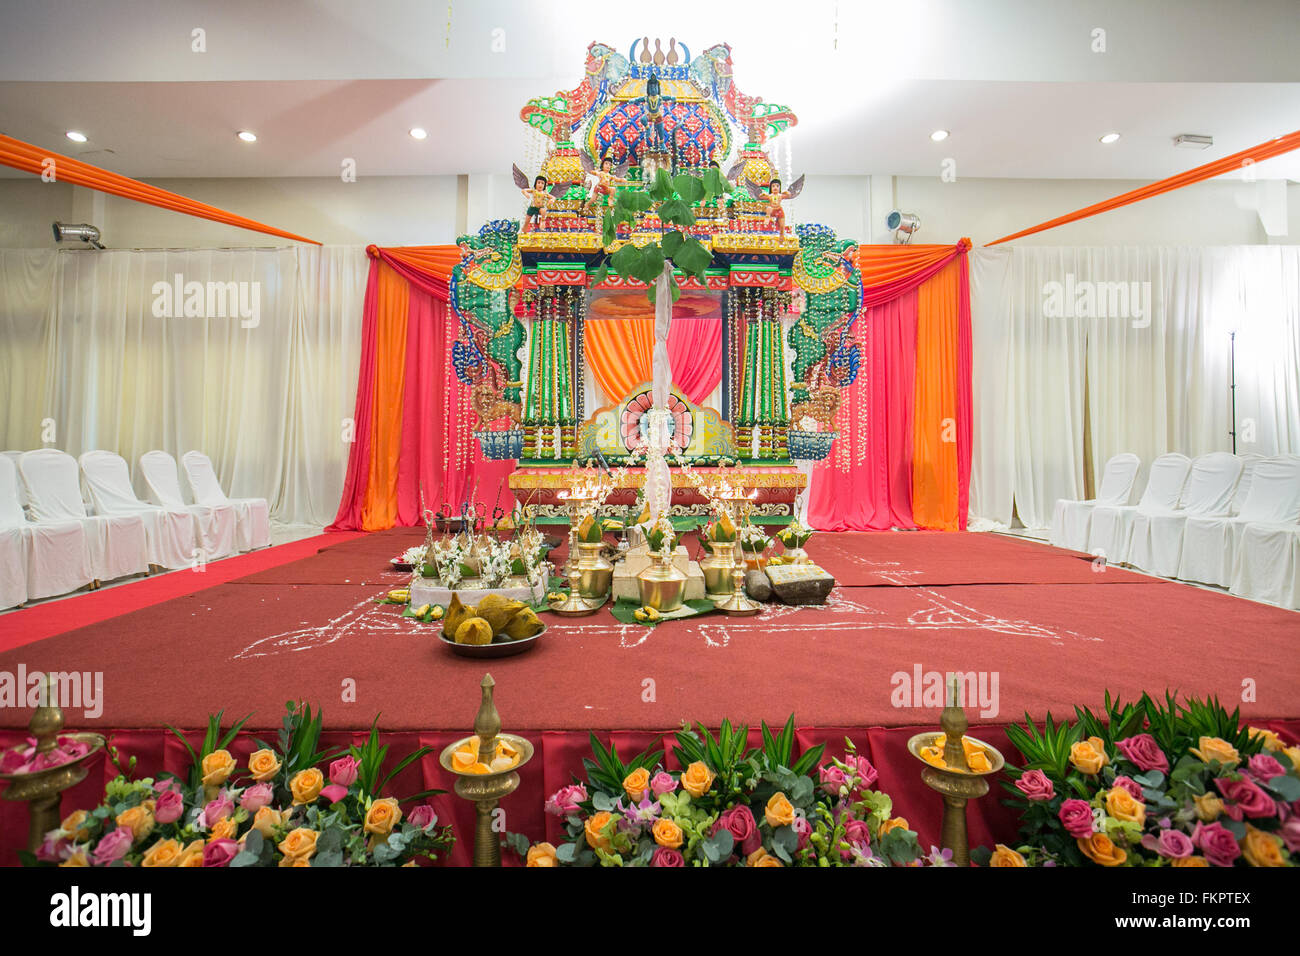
<box><xmin>237</xmin><ymin>130</ymin><xmax>257</xmax><ymax>143</ymax></box>
<box><xmin>409</xmin><ymin>127</ymin><xmax>428</xmax><ymax>140</ymax></box>
<box><xmin>1099</xmin><ymin>132</ymin><xmax>1121</xmax><ymax>144</ymax></box>
<box><xmin>930</xmin><ymin>129</ymin><xmax>949</xmax><ymax>142</ymax></box>
<box><xmin>65</xmin><ymin>130</ymin><xmax>87</xmax><ymax>143</ymax></box>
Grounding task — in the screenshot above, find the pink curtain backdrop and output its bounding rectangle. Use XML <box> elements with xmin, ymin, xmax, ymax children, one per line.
<box><xmin>667</xmin><ymin>315</ymin><xmax>722</xmax><ymax>406</ymax></box>
<box><xmin>809</xmin><ymin>292</ymin><xmax>918</xmax><ymax>530</ymax></box>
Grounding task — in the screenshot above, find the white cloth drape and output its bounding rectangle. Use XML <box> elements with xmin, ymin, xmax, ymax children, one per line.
<box><xmin>970</xmin><ymin>246</ymin><xmax>1300</xmax><ymax>529</ymax></box>
<box><xmin>0</xmin><ymin>246</ymin><xmax>368</xmax><ymax>528</ymax></box>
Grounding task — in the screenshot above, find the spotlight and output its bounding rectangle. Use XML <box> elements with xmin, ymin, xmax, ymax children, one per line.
<box><xmin>65</xmin><ymin>130</ymin><xmax>87</xmax><ymax>143</ymax></box>
<box><xmin>930</xmin><ymin>129</ymin><xmax>949</xmax><ymax>142</ymax></box>
<box><xmin>1099</xmin><ymin>132</ymin><xmax>1120</xmax><ymax>144</ymax></box>
<box><xmin>409</xmin><ymin>127</ymin><xmax>428</xmax><ymax>140</ymax></box>
<box><xmin>886</xmin><ymin>210</ymin><xmax>920</xmax><ymax>245</ymax></box>
<box><xmin>52</xmin><ymin>222</ymin><xmax>104</xmax><ymax>249</ymax></box>
<box><xmin>237</xmin><ymin>130</ymin><xmax>257</xmax><ymax>143</ymax></box>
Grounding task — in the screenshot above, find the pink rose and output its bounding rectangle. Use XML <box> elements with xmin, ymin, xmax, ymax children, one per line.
<box><xmin>1014</xmin><ymin>769</ymin><xmax>1056</xmax><ymax>802</ymax></box>
<box><xmin>792</xmin><ymin>814</ymin><xmax>812</xmax><ymax>851</ymax></box>
<box><xmin>38</xmin><ymin>833</ymin><xmax>69</xmax><ymax>862</ymax></box>
<box><xmin>650</xmin><ymin>771</ymin><xmax>677</xmax><ymax>796</ymax></box>
<box><xmin>848</xmin><ymin>755</ymin><xmax>879</xmax><ymax>791</ymax></box>
<box><xmin>154</xmin><ymin>788</ymin><xmax>185</xmax><ymax>824</ymax></box>
<box><xmin>1141</xmin><ymin>827</ymin><xmax>1194</xmax><ymax>858</ymax></box>
<box><xmin>1116</xmin><ymin>734</ymin><xmax>1169</xmax><ymax>773</ymax></box>
<box><xmin>1215</xmin><ymin>777</ymin><xmax>1277</xmax><ymax>820</ymax></box>
<box><xmin>544</xmin><ymin>784</ymin><xmax>587</xmax><ymax>817</ymax></box>
<box><xmin>1246</xmin><ymin>753</ymin><xmax>1286</xmax><ymax>782</ymax></box>
<box><xmin>1192</xmin><ymin>821</ymin><xmax>1241</xmax><ymax>867</ymax></box>
<box><xmin>58</xmin><ymin>739</ymin><xmax>91</xmax><ymax>761</ymax></box>
<box><xmin>1058</xmin><ymin>799</ymin><xmax>1095</xmax><ymax>839</ymax></box>
<box><xmin>407</xmin><ymin>804</ymin><xmax>438</xmax><ymax>830</ymax></box>
<box><xmin>819</xmin><ymin>765</ymin><xmax>850</xmax><ymax>796</ymax></box>
<box><xmin>715</xmin><ymin>805</ymin><xmax>760</xmax><ymax>857</ymax></box>
<box><xmin>1111</xmin><ymin>776</ymin><xmax>1145</xmax><ymax>802</ymax></box>
<box><xmin>843</xmin><ymin>818</ymin><xmax>873</xmax><ymax>850</ymax></box>
<box><xmin>1278</xmin><ymin>816</ymin><xmax>1300</xmax><ymax>853</ymax></box>
<box><xmin>202</xmin><ymin>838</ymin><xmax>241</xmax><ymax>867</ymax></box>
<box><xmin>91</xmin><ymin>826</ymin><xmax>134</xmax><ymax>865</ymax></box>
<box><xmin>650</xmin><ymin>846</ymin><xmax>685</xmax><ymax>867</ymax></box>
<box><xmin>320</xmin><ymin>784</ymin><xmax>348</xmax><ymax>804</ymax></box>
<box><xmin>0</xmin><ymin>749</ymin><xmax>28</xmax><ymax>774</ymax></box>
<box><xmin>201</xmin><ymin>792</ymin><xmax>234</xmax><ymax>827</ymax></box>
<box><xmin>153</xmin><ymin>778</ymin><xmax>179</xmax><ymax>793</ymax></box>
<box><xmin>240</xmin><ymin>782</ymin><xmax>273</xmax><ymax>813</ymax></box>
<box><xmin>329</xmin><ymin>755</ymin><xmax>360</xmax><ymax>786</ymax></box>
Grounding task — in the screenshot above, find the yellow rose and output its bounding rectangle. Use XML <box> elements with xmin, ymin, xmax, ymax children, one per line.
<box><xmin>1192</xmin><ymin>791</ymin><xmax>1223</xmax><ymax>822</ymax></box>
<box><xmin>278</xmin><ymin>856</ymin><xmax>312</xmax><ymax>867</ymax></box>
<box><xmin>1077</xmin><ymin>832</ymin><xmax>1127</xmax><ymax>867</ymax></box>
<box><xmin>201</xmin><ymin>749</ymin><xmax>236</xmax><ymax>787</ymax></box>
<box><xmin>251</xmin><ymin>806</ymin><xmax>287</xmax><ymax>837</ymax></box>
<box><xmin>61</xmin><ymin>810</ymin><xmax>90</xmax><ymax>841</ymax></box>
<box><xmin>59</xmin><ymin>850</ymin><xmax>90</xmax><ymax>867</ymax></box>
<box><xmin>1283</xmin><ymin>747</ymin><xmax>1300</xmax><ymax>770</ymax></box>
<box><xmin>584</xmin><ymin>811</ymin><xmax>614</xmax><ymax>852</ymax></box>
<box><xmin>277</xmin><ymin>827</ymin><xmax>320</xmax><ymax>862</ymax></box>
<box><xmin>289</xmin><ymin>768</ymin><xmax>324</xmax><ymax>805</ymax></box>
<box><xmin>878</xmin><ymin>817</ymin><xmax>910</xmax><ymax>839</ymax></box>
<box><xmin>680</xmin><ymin>761</ymin><xmax>716</xmax><ymax>798</ymax></box>
<box><xmin>141</xmin><ymin>838</ymin><xmax>184</xmax><ymax>867</ymax></box>
<box><xmin>989</xmin><ymin>844</ymin><xmax>1027</xmax><ymax>867</ymax></box>
<box><xmin>115</xmin><ymin>804</ymin><xmax>155</xmax><ymax>842</ymax></box>
<box><xmin>1069</xmin><ymin>739</ymin><xmax>1107</xmax><ymax>775</ymax></box>
<box><xmin>247</xmin><ymin>748</ymin><xmax>282</xmax><ymax>782</ymax></box>
<box><xmin>623</xmin><ymin>768</ymin><xmax>651</xmax><ymax>803</ymax></box>
<box><xmin>652</xmin><ymin>818</ymin><xmax>684</xmax><ymax>849</ymax></box>
<box><xmin>1189</xmin><ymin>736</ymin><xmax>1239</xmax><ymax>768</ymax></box>
<box><xmin>526</xmin><ymin>842</ymin><xmax>558</xmax><ymax>867</ymax></box>
<box><xmin>764</xmin><ymin>792</ymin><xmax>795</xmax><ymax>828</ymax></box>
<box><xmin>1241</xmin><ymin>826</ymin><xmax>1286</xmax><ymax>867</ymax></box>
<box><xmin>177</xmin><ymin>840</ymin><xmax>205</xmax><ymax>867</ymax></box>
<box><xmin>1171</xmin><ymin>855</ymin><xmax>1209</xmax><ymax>867</ymax></box>
<box><xmin>1247</xmin><ymin>727</ymin><xmax>1284</xmax><ymax>752</ymax></box>
<box><xmin>208</xmin><ymin>816</ymin><xmax>238</xmax><ymax>842</ymax></box>
<box><xmin>1105</xmin><ymin>787</ymin><xmax>1146</xmax><ymax>826</ymax></box>
<box><xmin>364</xmin><ymin>797</ymin><xmax>403</xmax><ymax>836</ymax></box>
<box><xmin>746</xmin><ymin>847</ymin><xmax>783</xmax><ymax>867</ymax></box>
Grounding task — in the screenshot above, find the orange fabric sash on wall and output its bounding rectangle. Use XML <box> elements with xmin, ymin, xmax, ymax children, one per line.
<box><xmin>912</xmin><ymin>257</ymin><xmax>963</xmax><ymax>530</ymax></box>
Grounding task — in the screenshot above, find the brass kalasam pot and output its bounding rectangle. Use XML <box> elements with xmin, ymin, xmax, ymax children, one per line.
<box><xmin>700</xmin><ymin>541</ymin><xmax>735</xmax><ymax>596</ymax></box>
<box><xmin>574</xmin><ymin>541</ymin><xmax>613</xmax><ymax>600</ymax></box>
<box><xmin>637</xmin><ymin>551</ymin><xmax>686</xmax><ymax>612</ymax></box>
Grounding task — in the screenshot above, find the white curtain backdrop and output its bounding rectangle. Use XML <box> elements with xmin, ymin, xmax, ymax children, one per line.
<box><xmin>970</xmin><ymin>245</ymin><xmax>1300</xmax><ymax>529</ymax></box>
<box><xmin>0</xmin><ymin>246</ymin><xmax>367</xmax><ymax>528</ymax></box>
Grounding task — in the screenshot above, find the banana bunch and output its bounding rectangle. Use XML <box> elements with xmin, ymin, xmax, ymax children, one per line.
<box><xmin>387</xmin><ymin>588</ymin><xmax>410</xmax><ymax>603</ymax></box>
<box><xmin>632</xmin><ymin>605</ymin><xmax>662</xmax><ymax>623</ymax></box>
<box><xmin>443</xmin><ymin>593</ymin><xmax>545</xmax><ymax>645</ymax></box>
<box><xmin>407</xmin><ymin>603</ymin><xmax>444</xmax><ymax>623</ymax></box>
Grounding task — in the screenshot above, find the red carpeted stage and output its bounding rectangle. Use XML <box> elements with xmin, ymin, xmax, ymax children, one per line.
<box><xmin>2</xmin><ymin>529</ymin><xmax>1297</xmax><ymax>865</ymax></box>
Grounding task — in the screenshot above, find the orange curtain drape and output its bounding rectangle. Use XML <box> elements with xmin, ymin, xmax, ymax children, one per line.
<box><xmin>375</xmin><ymin>245</ymin><xmax>461</xmax><ymax>283</ymax></box>
<box><xmin>359</xmin><ymin>262</ymin><xmax>410</xmax><ymax>530</ymax></box>
<box><xmin>851</xmin><ymin>243</ymin><xmax>960</xmax><ymax>288</ymax></box>
<box><xmin>585</xmin><ymin>318</ymin><xmax>655</xmax><ymax>402</ymax></box>
<box><xmin>986</xmin><ymin>128</ymin><xmax>1300</xmax><ymax>246</ymax></box>
<box><xmin>912</xmin><ymin>257</ymin><xmax>963</xmax><ymax>529</ymax></box>
<box><xmin>0</xmin><ymin>134</ymin><xmax>320</xmax><ymax>245</ymax></box>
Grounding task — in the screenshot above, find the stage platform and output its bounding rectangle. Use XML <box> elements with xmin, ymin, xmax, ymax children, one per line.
<box><xmin>2</xmin><ymin>528</ymin><xmax>1297</xmax><ymax>865</ymax></box>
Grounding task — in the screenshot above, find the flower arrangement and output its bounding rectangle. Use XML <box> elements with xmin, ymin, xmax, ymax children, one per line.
<box><xmin>513</xmin><ymin>716</ymin><xmax>946</xmax><ymax>867</ymax></box>
<box><xmin>31</xmin><ymin>704</ymin><xmax>454</xmax><ymax>868</ymax></box>
<box><xmin>980</xmin><ymin>692</ymin><xmax>1299</xmax><ymax>867</ymax></box>
<box><xmin>739</xmin><ymin>521</ymin><xmax>771</xmax><ymax>557</ymax></box>
<box><xmin>776</xmin><ymin>520</ymin><xmax>814</xmax><ymax>550</ymax></box>
<box><xmin>635</xmin><ymin>512</ymin><xmax>677</xmax><ymax>561</ymax></box>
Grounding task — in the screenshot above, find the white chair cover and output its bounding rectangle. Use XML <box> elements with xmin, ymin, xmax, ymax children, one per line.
<box><xmin>1231</xmin><ymin>524</ymin><xmax>1300</xmax><ymax>609</ymax></box>
<box><xmin>181</xmin><ymin>451</ymin><xmax>270</xmax><ymax>551</ymax></box>
<box><xmin>1049</xmin><ymin>453</ymin><xmax>1140</xmax><ymax>551</ymax></box>
<box><xmin>81</xmin><ymin>451</ymin><xmax>196</xmax><ymax>571</ymax></box>
<box><xmin>1087</xmin><ymin>453</ymin><xmax>1191</xmax><ymax>565</ymax></box>
<box><xmin>0</xmin><ymin>454</ymin><xmax>93</xmax><ymax>602</ymax></box>
<box><xmin>20</xmin><ymin>448</ymin><xmax>149</xmax><ymax>583</ymax></box>
<box><xmin>1</xmin><ymin>451</ymin><xmax>27</xmax><ymax>509</ymax></box>
<box><xmin>1178</xmin><ymin>457</ymin><xmax>1300</xmax><ymax>587</ymax></box>
<box><xmin>139</xmin><ymin>450</ymin><xmax>237</xmax><ymax>561</ymax></box>
<box><xmin>1127</xmin><ymin>452</ymin><xmax>1243</xmax><ymax>577</ymax></box>
<box><xmin>1229</xmin><ymin>455</ymin><xmax>1264</xmax><ymax>515</ymax></box>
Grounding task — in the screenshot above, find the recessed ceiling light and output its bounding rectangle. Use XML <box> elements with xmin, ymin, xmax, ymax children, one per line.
<box><xmin>236</xmin><ymin>130</ymin><xmax>257</xmax><ymax>143</ymax></box>
<box><xmin>930</xmin><ymin>129</ymin><xmax>949</xmax><ymax>142</ymax></box>
<box><xmin>409</xmin><ymin>127</ymin><xmax>428</xmax><ymax>140</ymax></box>
<box><xmin>1099</xmin><ymin>132</ymin><xmax>1121</xmax><ymax>144</ymax></box>
<box><xmin>65</xmin><ymin>130</ymin><xmax>87</xmax><ymax>143</ymax></box>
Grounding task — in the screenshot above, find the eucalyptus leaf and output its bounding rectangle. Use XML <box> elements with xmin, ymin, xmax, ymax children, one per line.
<box><xmin>556</xmin><ymin>841</ymin><xmax>578</xmax><ymax>863</ymax></box>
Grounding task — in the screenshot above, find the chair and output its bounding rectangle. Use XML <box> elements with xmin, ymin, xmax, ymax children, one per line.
<box><xmin>1228</xmin><ymin>455</ymin><xmax>1266</xmax><ymax>515</ymax></box>
<box><xmin>19</xmin><ymin>448</ymin><xmax>149</xmax><ymax>584</ymax></box>
<box><xmin>181</xmin><ymin>451</ymin><xmax>270</xmax><ymax>552</ymax></box>
<box><xmin>80</xmin><ymin>451</ymin><xmax>197</xmax><ymax>571</ymax></box>
<box><xmin>1049</xmin><ymin>453</ymin><xmax>1140</xmax><ymax>551</ymax></box>
<box><xmin>1126</xmin><ymin>452</ymin><xmax>1243</xmax><ymax>577</ymax></box>
<box><xmin>139</xmin><ymin>450</ymin><xmax>236</xmax><ymax>561</ymax></box>
<box><xmin>1086</xmin><ymin>453</ymin><xmax>1191</xmax><ymax>565</ymax></box>
<box><xmin>1</xmin><ymin>451</ymin><xmax>27</xmax><ymax>510</ymax></box>
<box><xmin>1178</xmin><ymin>456</ymin><xmax>1300</xmax><ymax>588</ymax></box>
<box><xmin>1231</xmin><ymin>523</ymin><xmax>1300</xmax><ymax>609</ymax></box>
<box><xmin>0</xmin><ymin>454</ymin><xmax>93</xmax><ymax>603</ymax></box>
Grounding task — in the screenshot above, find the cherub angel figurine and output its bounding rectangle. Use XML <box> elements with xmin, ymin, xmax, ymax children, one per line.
<box><xmin>746</xmin><ymin>174</ymin><xmax>805</xmax><ymax>238</ymax></box>
<box><xmin>511</xmin><ymin>164</ymin><xmax>570</xmax><ymax>232</ymax></box>
<box><xmin>581</xmin><ymin>153</ymin><xmax>632</xmax><ymax>215</ymax></box>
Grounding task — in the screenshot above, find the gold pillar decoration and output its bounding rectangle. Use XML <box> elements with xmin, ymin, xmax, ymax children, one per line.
<box><xmin>438</xmin><ymin>674</ymin><xmax>534</xmax><ymax>867</ymax></box>
<box><xmin>0</xmin><ymin>673</ymin><xmax>105</xmax><ymax>854</ymax></box>
<box><xmin>906</xmin><ymin>678</ymin><xmax>1004</xmax><ymax>867</ymax></box>
<box><xmin>715</xmin><ymin>489</ymin><xmax>761</xmax><ymax>616</ymax></box>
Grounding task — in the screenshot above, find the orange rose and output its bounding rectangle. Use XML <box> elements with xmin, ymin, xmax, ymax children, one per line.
<box><xmin>989</xmin><ymin>844</ymin><xmax>1027</xmax><ymax>867</ymax></box>
<box><xmin>278</xmin><ymin>856</ymin><xmax>312</xmax><ymax>867</ymax></box>
<box><xmin>251</xmin><ymin>806</ymin><xmax>287</xmax><ymax>838</ymax></box>
<box><xmin>141</xmin><ymin>838</ymin><xmax>184</xmax><ymax>867</ymax></box>
<box><xmin>208</xmin><ymin>816</ymin><xmax>238</xmax><ymax>843</ymax></box>
<box><xmin>1284</xmin><ymin>747</ymin><xmax>1300</xmax><ymax>770</ymax></box>
<box><xmin>1171</xmin><ymin>856</ymin><xmax>1209</xmax><ymax>867</ymax></box>
<box><xmin>878</xmin><ymin>817</ymin><xmax>910</xmax><ymax>839</ymax></box>
<box><xmin>247</xmin><ymin>748</ymin><xmax>282</xmax><ymax>782</ymax></box>
<box><xmin>1247</xmin><ymin>727</ymin><xmax>1284</xmax><ymax>752</ymax></box>
<box><xmin>1193</xmin><ymin>792</ymin><xmax>1223</xmax><ymax>822</ymax></box>
<box><xmin>177</xmin><ymin>840</ymin><xmax>205</xmax><ymax>867</ymax></box>
<box><xmin>1105</xmin><ymin>787</ymin><xmax>1146</xmax><ymax>826</ymax></box>
<box><xmin>623</xmin><ymin>768</ymin><xmax>651</xmax><ymax>803</ymax></box>
<box><xmin>1077</xmin><ymin>832</ymin><xmax>1127</xmax><ymax>866</ymax></box>
<box><xmin>289</xmin><ymin>768</ymin><xmax>324</xmax><ymax>805</ymax></box>
<box><xmin>61</xmin><ymin>810</ymin><xmax>90</xmax><ymax>841</ymax></box>
<box><xmin>526</xmin><ymin>842</ymin><xmax>558</xmax><ymax>867</ymax></box>
<box><xmin>278</xmin><ymin>827</ymin><xmax>320</xmax><ymax>862</ymax></box>
<box><xmin>364</xmin><ymin>797</ymin><xmax>403</xmax><ymax>836</ymax></box>
<box><xmin>584</xmin><ymin>811</ymin><xmax>614</xmax><ymax>852</ymax></box>
<box><xmin>680</xmin><ymin>761</ymin><xmax>716</xmax><ymax>798</ymax></box>
<box><xmin>652</xmin><ymin>818</ymin><xmax>684</xmax><ymax>849</ymax></box>
<box><xmin>746</xmin><ymin>847</ymin><xmax>783</xmax><ymax>867</ymax></box>
<box><xmin>201</xmin><ymin>749</ymin><xmax>235</xmax><ymax>787</ymax></box>
<box><xmin>59</xmin><ymin>850</ymin><xmax>90</xmax><ymax>867</ymax></box>
<box><xmin>116</xmin><ymin>804</ymin><xmax>155</xmax><ymax>842</ymax></box>
<box><xmin>1189</xmin><ymin>736</ymin><xmax>1239</xmax><ymax>768</ymax></box>
<box><xmin>764</xmin><ymin>792</ymin><xmax>795</xmax><ymax>828</ymax></box>
<box><xmin>1069</xmin><ymin>739</ymin><xmax>1107</xmax><ymax>775</ymax></box>
<box><xmin>1241</xmin><ymin>826</ymin><xmax>1285</xmax><ymax>867</ymax></box>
